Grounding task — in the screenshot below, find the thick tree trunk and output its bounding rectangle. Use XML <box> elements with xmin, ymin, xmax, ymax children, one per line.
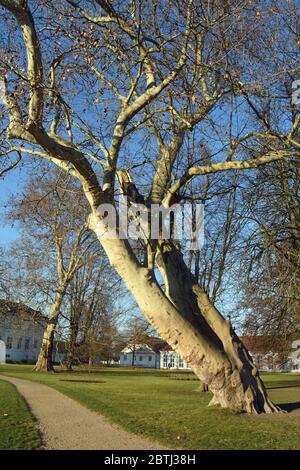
<box><xmin>33</xmin><ymin>321</ymin><xmax>56</xmax><ymax>372</ymax></box>
<box><xmin>156</xmin><ymin>243</ymin><xmax>279</xmax><ymax>413</ymax></box>
<box><xmin>90</xmin><ymin>212</ymin><xmax>279</xmax><ymax>413</ymax></box>
<box><xmin>34</xmin><ymin>290</ymin><xmax>64</xmax><ymax>372</ymax></box>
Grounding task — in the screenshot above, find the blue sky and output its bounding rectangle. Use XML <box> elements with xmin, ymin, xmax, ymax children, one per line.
<box><xmin>0</xmin><ymin>167</ymin><xmax>28</xmax><ymax>246</ymax></box>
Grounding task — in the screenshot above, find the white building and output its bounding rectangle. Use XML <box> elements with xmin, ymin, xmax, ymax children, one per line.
<box><xmin>120</xmin><ymin>340</ymin><xmax>191</xmax><ymax>369</ymax></box>
<box><xmin>120</xmin><ymin>344</ymin><xmax>160</xmax><ymax>368</ymax></box>
<box><xmin>159</xmin><ymin>345</ymin><xmax>190</xmax><ymax>369</ymax></box>
<box><xmin>120</xmin><ymin>336</ymin><xmax>300</xmax><ymax>372</ymax></box>
<box><xmin>0</xmin><ymin>300</ymin><xmax>47</xmax><ymax>363</ymax></box>
<box><xmin>286</xmin><ymin>340</ymin><xmax>300</xmax><ymax>372</ymax></box>
<box><xmin>241</xmin><ymin>336</ymin><xmax>300</xmax><ymax>373</ymax></box>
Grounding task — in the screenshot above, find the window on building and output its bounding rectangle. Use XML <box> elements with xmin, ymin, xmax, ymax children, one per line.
<box><xmin>293</xmin><ymin>364</ymin><xmax>299</xmax><ymax>370</ymax></box>
<box><xmin>33</xmin><ymin>339</ymin><xmax>38</xmax><ymax>349</ymax></box>
<box><xmin>148</xmin><ymin>356</ymin><xmax>152</xmax><ymax>361</ymax></box>
<box><xmin>139</xmin><ymin>355</ymin><xmax>143</xmax><ymax>361</ymax></box>
<box><xmin>123</xmin><ymin>354</ymin><xmax>127</xmax><ymax>361</ymax></box>
<box><xmin>24</xmin><ymin>338</ymin><xmax>30</xmax><ymax>350</ymax></box>
<box><xmin>178</xmin><ymin>357</ymin><xmax>184</xmax><ymax>368</ymax></box>
<box><xmin>163</xmin><ymin>354</ymin><xmax>168</xmax><ymax>368</ymax></box>
<box><xmin>17</xmin><ymin>337</ymin><xmax>22</xmax><ymax>349</ymax></box>
<box><xmin>170</xmin><ymin>355</ymin><xmax>175</xmax><ymax>368</ymax></box>
<box><xmin>6</xmin><ymin>336</ymin><xmax>13</xmax><ymax>349</ymax></box>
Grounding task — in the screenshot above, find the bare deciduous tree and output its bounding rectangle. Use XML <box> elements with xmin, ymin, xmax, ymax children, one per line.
<box><xmin>6</xmin><ymin>168</ymin><xmax>97</xmax><ymax>371</ymax></box>
<box><xmin>0</xmin><ymin>0</ymin><xmax>299</xmax><ymax>411</ymax></box>
<box><xmin>65</xmin><ymin>250</ymin><xmax>120</xmax><ymax>369</ymax></box>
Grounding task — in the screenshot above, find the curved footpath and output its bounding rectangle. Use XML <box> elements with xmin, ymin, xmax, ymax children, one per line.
<box><xmin>0</xmin><ymin>374</ymin><xmax>166</xmax><ymax>450</ymax></box>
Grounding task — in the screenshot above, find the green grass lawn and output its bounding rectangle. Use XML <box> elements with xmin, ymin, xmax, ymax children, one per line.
<box><xmin>0</xmin><ymin>379</ymin><xmax>41</xmax><ymax>450</ymax></box>
<box><xmin>0</xmin><ymin>365</ymin><xmax>300</xmax><ymax>450</ymax></box>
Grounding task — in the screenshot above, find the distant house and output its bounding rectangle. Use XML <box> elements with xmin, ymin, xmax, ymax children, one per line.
<box><xmin>120</xmin><ymin>343</ymin><xmax>159</xmax><ymax>368</ymax></box>
<box><xmin>288</xmin><ymin>340</ymin><xmax>300</xmax><ymax>372</ymax></box>
<box><xmin>120</xmin><ymin>338</ymin><xmax>191</xmax><ymax>369</ymax></box>
<box><xmin>240</xmin><ymin>336</ymin><xmax>300</xmax><ymax>373</ymax></box>
<box><xmin>120</xmin><ymin>335</ymin><xmax>300</xmax><ymax>372</ymax></box>
<box><xmin>0</xmin><ymin>300</ymin><xmax>47</xmax><ymax>363</ymax></box>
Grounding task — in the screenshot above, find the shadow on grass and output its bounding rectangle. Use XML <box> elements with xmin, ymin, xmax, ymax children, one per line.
<box><xmin>278</xmin><ymin>402</ymin><xmax>300</xmax><ymax>413</ymax></box>
<box><xmin>59</xmin><ymin>379</ymin><xmax>106</xmax><ymax>384</ymax></box>
<box><xmin>267</xmin><ymin>384</ymin><xmax>300</xmax><ymax>390</ymax></box>
<box><xmin>53</xmin><ymin>368</ymin><xmax>197</xmax><ymax>378</ymax></box>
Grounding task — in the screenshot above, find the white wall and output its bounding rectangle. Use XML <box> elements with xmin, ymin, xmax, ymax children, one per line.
<box><xmin>0</xmin><ymin>340</ymin><xmax>5</xmax><ymax>364</ymax></box>
<box><xmin>288</xmin><ymin>340</ymin><xmax>300</xmax><ymax>372</ymax></box>
<box><xmin>119</xmin><ymin>344</ymin><xmax>191</xmax><ymax>369</ymax></box>
<box><xmin>160</xmin><ymin>351</ymin><xmax>190</xmax><ymax>369</ymax></box>
<box><xmin>0</xmin><ymin>314</ymin><xmax>45</xmax><ymax>363</ymax></box>
<box><xmin>120</xmin><ymin>349</ymin><xmax>158</xmax><ymax>368</ymax></box>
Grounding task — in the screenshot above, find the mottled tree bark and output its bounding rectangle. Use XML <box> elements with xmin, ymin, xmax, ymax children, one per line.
<box><xmin>156</xmin><ymin>244</ymin><xmax>279</xmax><ymax>413</ymax></box>
<box><xmin>90</xmin><ymin>213</ymin><xmax>279</xmax><ymax>413</ymax></box>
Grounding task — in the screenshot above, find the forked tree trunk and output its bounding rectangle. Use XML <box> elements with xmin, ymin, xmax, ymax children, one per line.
<box><xmin>156</xmin><ymin>244</ymin><xmax>279</xmax><ymax>412</ymax></box>
<box><xmin>90</xmin><ymin>212</ymin><xmax>280</xmax><ymax>413</ymax></box>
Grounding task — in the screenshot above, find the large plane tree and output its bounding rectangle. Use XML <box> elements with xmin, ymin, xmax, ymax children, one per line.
<box><xmin>0</xmin><ymin>0</ymin><xmax>299</xmax><ymax>412</ymax></box>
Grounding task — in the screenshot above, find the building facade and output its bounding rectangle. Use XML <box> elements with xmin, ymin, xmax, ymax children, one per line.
<box><xmin>120</xmin><ymin>337</ymin><xmax>300</xmax><ymax>372</ymax></box>
<box><xmin>288</xmin><ymin>340</ymin><xmax>300</xmax><ymax>372</ymax></box>
<box><xmin>120</xmin><ymin>341</ymin><xmax>191</xmax><ymax>369</ymax></box>
<box><xmin>159</xmin><ymin>346</ymin><xmax>191</xmax><ymax>369</ymax></box>
<box><xmin>241</xmin><ymin>336</ymin><xmax>300</xmax><ymax>373</ymax></box>
<box><xmin>0</xmin><ymin>300</ymin><xmax>46</xmax><ymax>363</ymax></box>
<box><xmin>120</xmin><ymin>344</ymin><xmax>160</xmax><ymax>368</ymax></box>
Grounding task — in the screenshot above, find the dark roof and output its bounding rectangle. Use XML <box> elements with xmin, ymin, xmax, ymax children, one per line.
<box><xmin>159</xmin><ymin>344</ymin><xmax>174</xmax><ymax>352</ymax></box>
<box><xmin>0</xmin><ymin>299</ymin><xmax>48</xmax><ymax>327</ymax></box>
<box><xmin>126</xmin><ymin>335</ymin><xmax>291</xmax><ymax>356</ymax></box>
<box><xmin>240</xmin><ymin>336</ymin><xmax>290</xmax><ymax>354</ymax></box>
<box><xmin>140</xmin><ymin>336</ymin><xmax>169</xmax><ymax>353</ymax></box>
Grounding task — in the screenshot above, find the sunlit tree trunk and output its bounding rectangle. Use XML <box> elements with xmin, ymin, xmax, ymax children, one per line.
<box><xmin>156</xmin><ymin>244</ymin><xmax>279</xmax><ymax>412</ymax></box>
<box><xmin>34</xmin><ymin>289</ymin><xmax>65</xmax><ymax>372</ymax></box>
<box><xmin>90</xmin><ymin>212</ymin><xmax>279</xmax><ymax>413</ymax></box>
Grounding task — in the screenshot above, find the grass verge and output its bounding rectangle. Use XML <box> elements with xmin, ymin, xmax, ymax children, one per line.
<box><xmin>0</xmin><ymin>365</ymin><xmax>299</xmax><ymax>450</ymax></box>
<box><xmin>0</xmin><ymin>379</ymin><xmax>41</xmax><ymax>450</ymax></box>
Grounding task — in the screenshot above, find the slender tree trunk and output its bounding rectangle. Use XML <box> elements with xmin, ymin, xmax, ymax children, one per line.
<box><xmin>34</xmin><ymin>290</ymin><xmax>65</xmax><ymax>372</ymax></box>
<box><xmin>90</xmin><ymin>212</ymin><xmax>279</xmax><ymax>413</ymax></box>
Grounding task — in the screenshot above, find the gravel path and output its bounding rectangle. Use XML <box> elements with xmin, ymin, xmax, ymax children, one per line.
<box><xmin>0</xmin><ymin>374</ymin><xmax>166</xmax><ymax>450</ymax></box>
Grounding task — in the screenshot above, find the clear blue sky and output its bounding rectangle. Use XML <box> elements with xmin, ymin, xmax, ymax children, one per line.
<box><xmin>0</xmin><ymin>166</ymin><xmax>28</xmax><ymax>247</ymax></box>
